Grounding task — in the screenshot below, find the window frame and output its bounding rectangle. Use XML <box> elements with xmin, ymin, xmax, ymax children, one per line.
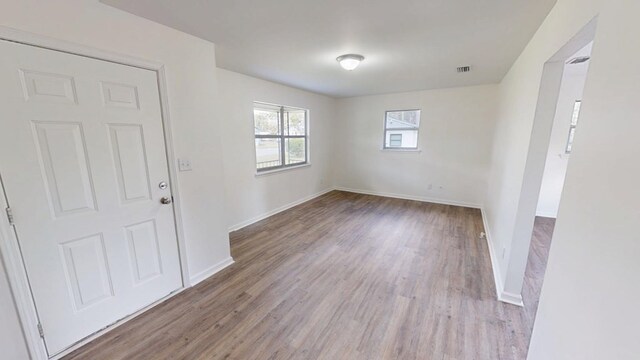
<box><xmin>382</xmin><ymin>109</ymin><xmax>421</xmax><ymax>150</ymax></box>
<box><xmin>253</xmin><ymin>101</ymin><xmax>309</xmax><ymax>173</ymax></box>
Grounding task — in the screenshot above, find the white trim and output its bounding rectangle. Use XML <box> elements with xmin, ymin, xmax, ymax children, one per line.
<box><xmin>252</xmin><ymin>100</ymin><xmax>311</xmax><ymax>178</ymax></box>
<box><xmin>382</xmin><ymin>109</ymin><xmax>421</xmax><ymax>150</ymax></box>
<box><xmin>0</xmin><ymin>26</ymin><xmax>191</xmax><ymax>359</ymax></box>
<box><xmin>535</xmin><ymin>210</ymin><xmax>557</xmax><ymax>219</ymax></box>
<box><xmin>228</xmin><ymin>188</ymin><xmax>334</xmax><ymax>232</ymax></box>
<box><xmin>189</xmin><ymin>257</ymin><xmax>235</xmax><ymax>286</ymax></box>
<box><xmin>335</xmin><ymin>188</ymin><xmax>523</xmax><ymax>305</ymax></box>
<box><xmin>499</xmin><ymin>290</ymin><xmax>525</xmax><ymax>307</ymax></box>
<box><xmin>379</xmin><ymin>148</ymin><xmax>422</xmax><ymax>153</ymax></box>
<box><xmin>334</xmin><ymin>187</ymin><xmax>482</xmax><ymax>209</ymax></box>
<box><xmin>0</xmin><ymin>179</ymin><xmax>46</xmax><ymax>359</ymax></box>
<box><xmin>480</xmin><ymin>208</ymin><xmax>524</xmax><ymax>307</ymax></box>
<box><xmin>0</xmin><ymin>26</ymin><xmax>164</xmax><ymax>71</ymax></box>
<box><xmin>155</xmin><ymin>67</ymin><xmax>191</xmax><ymax>286</ymax></box>
<box><xmin>255</xmin><ymin>163</ymin><xmax>311</xmax><ymax>177</ymax></box>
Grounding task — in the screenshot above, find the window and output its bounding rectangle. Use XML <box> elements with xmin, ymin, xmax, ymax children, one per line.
<box><xmin>384</xmin><ymin>109</ymin><xmax>421</xmax><ymax>149</ymax></box>
<box><xmin>565</xmin><ymin>100</ymin><xmax>581</xmax><ymax>153</ymax></box>
<box><xmin>254</xmin><ymin>102</ymin><xmax>308</xmax><ymax>172</ymax></box>
<box><xmin>389</xmin><ymin>134</ymin><xmax>403</xmax><ymax>147</ymax></box>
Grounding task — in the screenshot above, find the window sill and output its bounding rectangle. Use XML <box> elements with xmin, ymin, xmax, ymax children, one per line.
<box><xmin>380</xmin><ymin>148</ymin><xmax>422</xmax><ymax>153</ymax></box>
<box><xmin>255</xmin><ymin>163</ymin><xmax>311</xmax><ymax>177</ymax></box>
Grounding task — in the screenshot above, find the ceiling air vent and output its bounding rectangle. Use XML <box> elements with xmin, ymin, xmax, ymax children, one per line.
<box><xmin>457</xmin><ymin>66</ymin><xmax>471</xmax><ymax>73</ymax></box>
<box><xmin>567</xmin><ymin>56</ymin><xmax>591</xmax><ymax>65</ymax></box>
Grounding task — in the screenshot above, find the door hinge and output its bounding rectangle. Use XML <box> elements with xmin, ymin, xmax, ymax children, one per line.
<box><xmin>37</xmin><ymin>323</ymin><xmax>44</xmax><ymax>338</ymax></box>
<box><xmin>5</xmin><ymin>207</ymin><xmax>14</xmax><ymax>226</ymax></box>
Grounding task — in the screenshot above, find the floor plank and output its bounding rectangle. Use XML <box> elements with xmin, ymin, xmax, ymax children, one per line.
<box><xmin>64</xmin><ymin>191</ymin><xmax>552</xmax><ymax>359</ymax></box>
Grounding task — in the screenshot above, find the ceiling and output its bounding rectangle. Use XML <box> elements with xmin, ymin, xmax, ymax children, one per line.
<box><xmin>102</xmin><ymin>0</ymin><xmax>557</xmax><ymax>98</ymax></box>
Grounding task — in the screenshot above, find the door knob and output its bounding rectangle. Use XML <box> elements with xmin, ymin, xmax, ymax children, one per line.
<box><xmin>160</xmin><ymin>197</ymin><xmax>172</xmax><ymax>205</ymax></box>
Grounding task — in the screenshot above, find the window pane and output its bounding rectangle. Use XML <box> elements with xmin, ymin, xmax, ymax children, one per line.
<box><xmin>386</xmin><ymin>110</ymin><xmax>420</xmax><ymax>129</ymax></box>
<box><xmin>389</xmin><ymin>134</ymin><xmax>402</xmax><ymax>147</ymax></box>
<box><xmin>285</xmin><ymin>138</ymin><xmax>306</xmax><ymax>165</ymax></box>
<box><xmin>566</xmin><ymin>127</ymin><xmax>576</xmax><ymax>153</ymax></box>
<box><xmin>254</xmin><ymin>109</ymin><xmax>280</xmax><ymax>135</ymax></box>
<box><xmin>385</xmin><ymin>130</ymin><xmax>418</xmax><ymax>148</ymax></box>
<box><xmin>284</xmin><ymin>110</ymin><xmax>306</xmax><ymax>136</ymax></box>
<box><xmin>571</xmin><ymin>101</ymin><xmax>581</xmax><ymax>126</ymax></box>
<box><xmin>255</xmin><ymin>138</ymin><xmax>282</xmax><ymax>169</ymax></box>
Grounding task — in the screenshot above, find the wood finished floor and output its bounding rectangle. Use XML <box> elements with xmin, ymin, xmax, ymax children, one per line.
<box><xmin>521</xmin><ymin>216</ymin><xmax>555</xmax><ymax>331</ymax></box>
<box><xmin>65</xmin><ymin>191</ymin><xmax>553</xmax><ymax>360</ymax></box>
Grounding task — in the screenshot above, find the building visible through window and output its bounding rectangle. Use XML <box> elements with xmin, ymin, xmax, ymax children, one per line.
<box><xmin>389</xmin><ymin>134</ymin><xmax>403</xmax><ymax>147</ymax></box>
<box><xmin>383</xmin><ymin>110</ymin><xmax>421</xmax><ymax>149</ymax></box>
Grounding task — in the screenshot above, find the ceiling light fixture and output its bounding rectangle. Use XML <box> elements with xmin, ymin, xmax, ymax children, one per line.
<box><xmin>337</xmin><ymin>54</ymin><xmax>365</xmax><ymax>71</ymax></box>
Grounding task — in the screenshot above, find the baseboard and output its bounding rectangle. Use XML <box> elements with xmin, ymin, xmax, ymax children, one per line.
<box><xmin>499</xmin><ymin>290</ymin><xmax>524</xmax><ymax>307</ymax></box>
<box><xmin>227</xmin><ymin>188</ymin><xmax>335</xmax><ymax>232</ymax></box>
<box><xmin>480</xmin><ymin>208</ymin><xmax>524</xmax><ymax>307</ymax></box>
<box><xmin>334</xmin><ymin>186</ymin><xmax>482</xmax><ymax>209</ymax></box>
<box><xmin>228</xmin><ymin>187</ymin><xmax>479</xmax><ymax>233</ymax></box>
<box><xmin>189</xmin><ymin>257</ymin><xmax>235</xmax><ymax>286</ymax></box>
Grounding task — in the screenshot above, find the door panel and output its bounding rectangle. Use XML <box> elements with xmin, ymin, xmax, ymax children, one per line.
<box><xmin>33</xmin><ymin>121</ymin><xmax>98</xmax><ymax>216</ymax></box>
<box><xmin>20</xmin><ymin>69</ymin><xmax>78</xmax><ymax>104</ymax></box>
<box><xmin>0</xmin><ymin>41</ymin><xmax>182</xmax><ymax>356</ymax></box>
<box><xmin>61</xmin><ymin>233</ymin><xmax>114</xmax><ymax>310</ymax></box>
<box><xmin>125</xmin><ymin>219</ymin><xmax>163</xmax><ymax>284</ymax></box>
<box><xmin>101</xmin><ymin>82</ymin><xmax>140</xmax><ymax>110</ymax></box>
<box><xmin>108</xmin><ymin>124</ymin><xmax>152</xmax><ymax>203</ymax></box>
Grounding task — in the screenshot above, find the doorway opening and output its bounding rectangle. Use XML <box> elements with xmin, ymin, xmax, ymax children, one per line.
<box><xmin>523</xmin><ymin>42</ymin><xmax>592</xmax><ymax>319</ymax></box>
<box><xmin>506</xmin><ymin>18</ymin><xmax>597</xmax><ymax>322</ymax></box>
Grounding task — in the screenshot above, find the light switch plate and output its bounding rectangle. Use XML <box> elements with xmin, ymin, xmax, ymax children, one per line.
<box><xmin>178</xmin><ymin>158</ymin><xmax>192</xmax><ymax>171</ymax></box>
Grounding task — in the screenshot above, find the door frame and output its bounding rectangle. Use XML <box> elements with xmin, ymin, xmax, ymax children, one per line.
<box><xmin>0</xmin><ymin>26</ymin><xmax>191</xmax><ymax>360</ymax></box>
<box><xmin>494</xmin><ymin>18</ymin><xmax>598</xmax><ymax>304</ymax></box>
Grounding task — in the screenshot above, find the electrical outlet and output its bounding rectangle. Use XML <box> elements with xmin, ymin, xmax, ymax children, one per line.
<box><xmin>178</xmin><ymin>158</ymin><xmax>192</xmax><ymax>172</ymax></box>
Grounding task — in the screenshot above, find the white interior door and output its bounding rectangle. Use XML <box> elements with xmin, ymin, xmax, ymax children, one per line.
<box><xmin>0</xmin><ymin>40</ymin><xmax>182</xmax><ymax>356</ymax></box>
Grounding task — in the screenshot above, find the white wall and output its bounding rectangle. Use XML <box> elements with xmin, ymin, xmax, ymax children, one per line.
<box><xmin>335</xmin><ymin>85</ymin><xmax>498</xmax><ymax>208</ymax></box>
<box><xmin>536</xmin><ymin>55</ymin><xmax>590</xmax><ymax>218</ymax></box>
<box><xmin>4</xmin><ymin>0</ymin><xmax>639</xmax><ymax>359</ymax></box>
<box><xmin>0</xmin><ymin>0</ymin><xmax>232</xmax><ymax>356</ymax></box>
<box><xmin>528</xmin><ymin>0</ymin><xmax>640</xmax><ymax>358</ymax></box>
<box><xmin>482</xmin><ymin>0</ymin><xmax>602</xmax><ymax>299</ymax></box>
<box><xmin>217</xmin><ymin>69</ymin><xmax>336</xmax><ymax>230</ymax></box>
